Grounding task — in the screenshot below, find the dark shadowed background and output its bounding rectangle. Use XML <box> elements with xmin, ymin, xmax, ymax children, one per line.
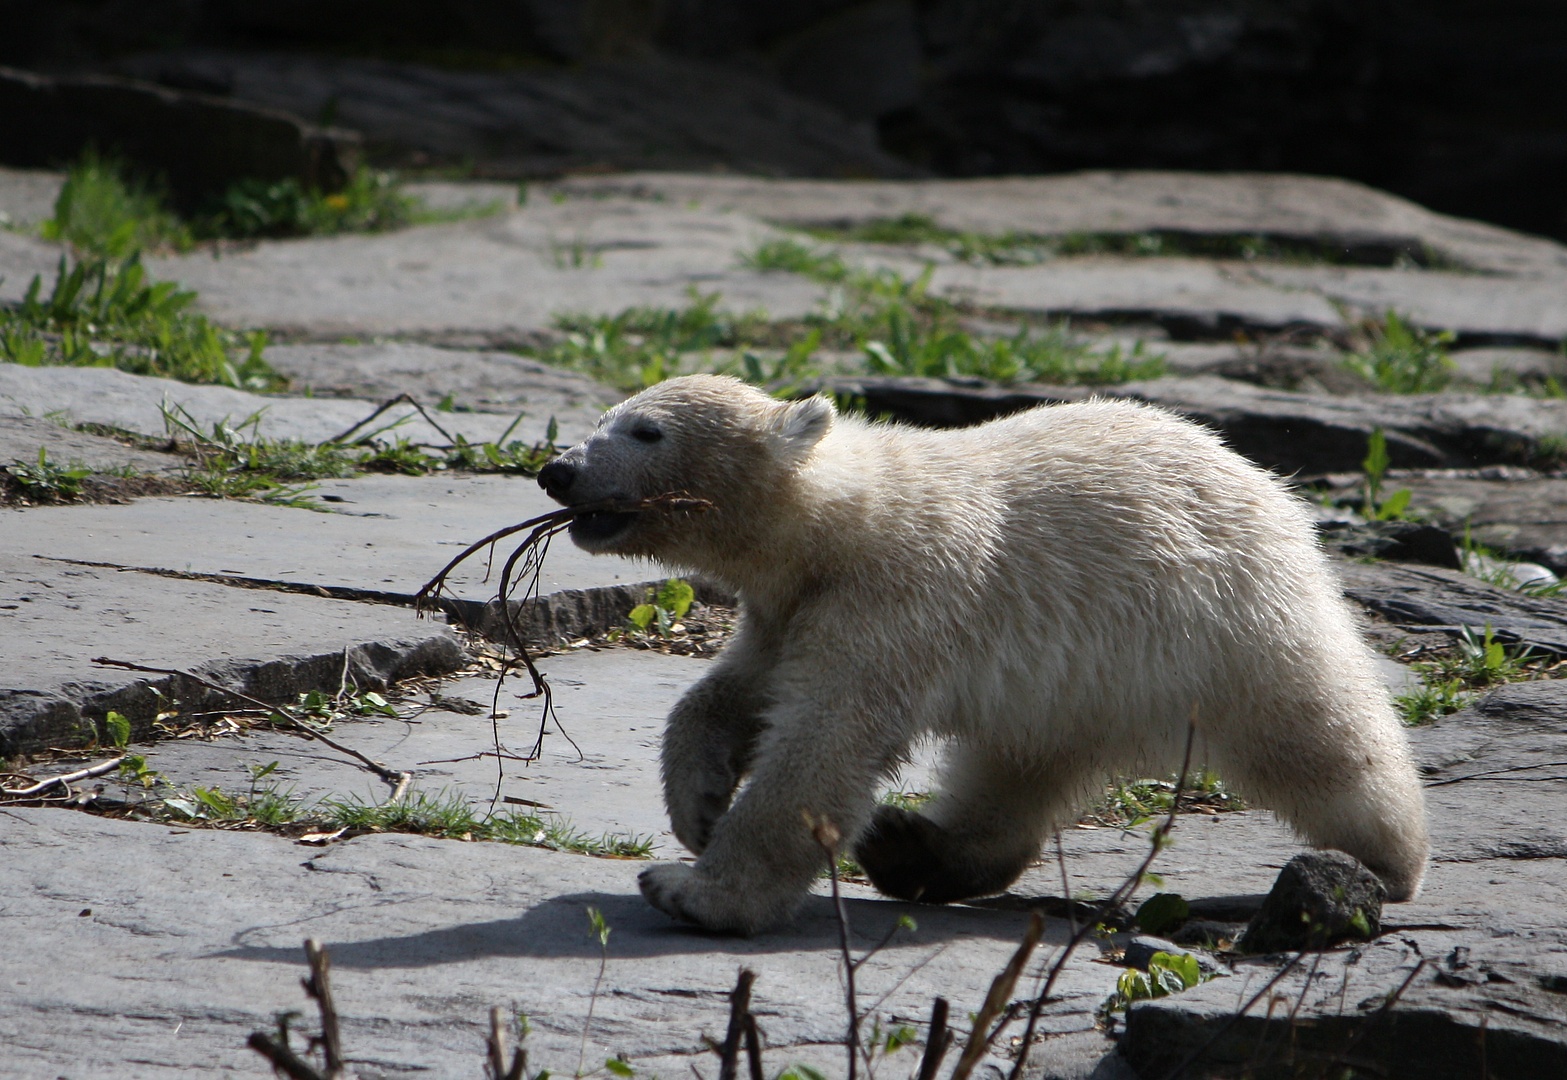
<box><xmin>3</xmin><ymin>0</ymin><xmax>1565</xmax><ymax>240</ymax></box>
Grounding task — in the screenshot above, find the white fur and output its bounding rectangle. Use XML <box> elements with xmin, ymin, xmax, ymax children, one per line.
<box><xmin>542</xmin><ymin>375</ymin><xmax>1429</xmax><ymax>934</ymax></box>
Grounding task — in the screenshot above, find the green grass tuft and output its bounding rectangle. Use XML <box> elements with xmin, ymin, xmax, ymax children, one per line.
<box><xmin>0</xmin><ymin>255</ymin><xmax>279</xmax><ymax>389</ymax></box>
<box><xmin>1342</xmin><ymin>310</ymin><xmax>1456</xmax><ymax>394</ymax></box>
<box><xmin>40</xmin><ymin>149</ymin><xmax>192</xmax><ymax>258</ymax></box>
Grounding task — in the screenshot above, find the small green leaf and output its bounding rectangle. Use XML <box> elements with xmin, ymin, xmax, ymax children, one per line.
<box><xmin>627</xmin><ymin>604</ymin><xmax>656</xmax><ymax>630</ymax></box>
<box><xmin>605</xmin><ymin>1057</ymin><xmax>634</xmax><ymax>1077</ymax></box>
<box><xmin>105</xmin><ymin>710</ymin><xmax>131</xmax><ymax>749</ymax></box>
<box><xmin>655</xmin><ymin>578</ymin><xmax>695</xmax><ymax>621</ymax></box>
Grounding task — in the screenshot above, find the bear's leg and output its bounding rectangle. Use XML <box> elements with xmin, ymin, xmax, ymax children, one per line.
<box><xmin>641</xmin><ymin>711</ymin><xmax>900</xmax><ymax>934</ymax></box>
<box><xmin>658</xmin><ymin>645</ymin><xmax>773</xmax><ymax>855</ymax></box>
<box><xmin>1216</xmin><ymin>712</ymin><xmax>1430</xmax><ymax>902</ymax></box>
<box><xmin>855</xmin><ymin>743</ymin><xmax>1081</xmax><ymax>904</ymax></box>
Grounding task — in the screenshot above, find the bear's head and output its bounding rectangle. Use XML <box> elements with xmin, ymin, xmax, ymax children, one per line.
<box><xmin>538</xmin><ymin>375</ymin><xmax>835</xmax><ymax>569</ymax></box>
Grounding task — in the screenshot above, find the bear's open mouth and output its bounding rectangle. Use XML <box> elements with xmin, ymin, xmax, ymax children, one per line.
<box><xmin>568</xmin><ymin>510</ymin><xmax>638</xmax><ymax>545</ymax></box>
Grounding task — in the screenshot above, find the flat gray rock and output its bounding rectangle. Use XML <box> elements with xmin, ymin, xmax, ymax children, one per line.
<box><xmin>1121</xmin><ymin>680</ymin><xmax>1567</xmax><ymax>1079</ymax></box>
<box><xmin>0</xmin><ymin>165</ymin><xmax>63</xmax><ymax>230</ymax></box>
<box><xmin>9</xmin><ymin>664</ymin><xmax>1566</xmax><ymax>1079</ymax></box>
<box><xmin>559</xmin><ymin>171</ymin><xmax>1567</xmax><ymax>279</ymax></box>
<box><xmin>0</xmin><ymin>361</ymin><xmax>593</xmax><ymax>446</ymax></box>
<box><xmin>144</xmin><ymin>195</ymin><xmax>823</xmax><ymax>344</ymax></box>
<box><xmin>928</xmin><ymin>257</ymin><xmax>1345</xmax><ymax>334</ymax></box>
<box><xmin>1393</xmin><ymin>472</ymin><xmax>1567</xmax><ymax>573</ymax></box>
<box><xmin>0</xmin><ymin>474</ymin><xmax>645</xmax><ymax>602</ymax></box>
<box><xmin>0</xmin><ymin>414</ymin><xmax>183</xmax><ymax>474</ymax></box>
<box><xmin>1</xmin><ymin>804</ymin><xmax>1122</xmax><ymax>1080</ymax></box>
<box><xmin>1338</xmin><ymin>559</ymin><xmax>1567</xmax><ymax>655</ymax></box>
<box><xmin>1254</xmin><ymin>263</ymin><xmax>1567</xmax><ymax>344</ymax></box>
<box><xmin>0</xmin><ymin>552</ymin><xmax>464</xmax><ymax>756</ymax></box>
<box><xmin>261</xmin><ymin>341</ymin><xmax>620</xmax><ymax>415</ymax></box>
<box><xmin>129</xmin><ymin>652</ymin><xmax>708</xmax><ymax>855</ymax></box>
<box><xmin>0</xmin><ymin>225</ymin><xmax>65</xmax><ymax>303</ymax></box>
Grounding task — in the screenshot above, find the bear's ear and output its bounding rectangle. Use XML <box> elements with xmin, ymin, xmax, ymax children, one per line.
<box><xmin>770</xmin><ymin>395</ymin><xmax>835</xmax><ymax>466</ymax></box>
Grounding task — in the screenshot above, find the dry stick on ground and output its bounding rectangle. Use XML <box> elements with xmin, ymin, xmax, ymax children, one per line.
<box><xmin>486</xmin><ymin>1005</ymin><xmax>527</xmax><ymax>1080</ymax></box>
<box><xmin>1001</xmin><ymin>717</ymin><xmax>1201</xmax><ymax>1080</ymax></box>
<box><xmin>247</xmin><ymin>939</ymin><xmax>347</xmax><ymax>1080</ymax></box>
<box><xmin>324</xmin><ymin>392</ymin><xmax>461</xmax><ymax>448</ymax></box>
<box><xmin>89</xmin><ymin>657</ymin><xmax>410</xmax><ymax>798</ymax></box>
<box><xmin>948</xmin><ymin>912</ymin><xmax>1045</xmax><ymax>1080</ymax></box>
<box><xmin>915</xmin><ymin>997</ymin><xmax>954</xmax><ymax>1080</ymax></box>
<box><xmin>0</xmin><ymin>755</ymin><xmax>126</xmax><ymax>800</ymax></box>
<box><xmin>717</xmin><ymin>969</ymin><xmax>758</xmax><ymax>1080</ymax></box>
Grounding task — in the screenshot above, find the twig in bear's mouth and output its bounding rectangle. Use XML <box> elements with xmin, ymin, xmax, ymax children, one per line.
<box><xmin>414</xmin><ymin>493</ymin><xmax>711</xmax><ymax>784</ymax></box>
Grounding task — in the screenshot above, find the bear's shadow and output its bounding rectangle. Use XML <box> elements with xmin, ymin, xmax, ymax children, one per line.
<box><xmin>217</xmin><ymin>891</ymin><xmax>1082</xmax><ymax>970</ymax></box>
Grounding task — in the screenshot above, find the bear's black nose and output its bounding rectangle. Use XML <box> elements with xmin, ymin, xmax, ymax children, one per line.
<box><xmin>537</xmin><ymin>459</ymin><xmax>576</xmax><ymax>501</ymax></box>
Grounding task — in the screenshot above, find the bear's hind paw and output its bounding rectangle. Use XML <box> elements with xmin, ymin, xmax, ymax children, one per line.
<box><xmin>638</xmin><ymin>862</ymin><xmax>777</xmax><ymax>935</ymax></box>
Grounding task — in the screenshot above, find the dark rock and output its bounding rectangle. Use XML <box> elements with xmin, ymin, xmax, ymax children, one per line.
<box><xmin>812</xmin><ymin>374</ymin><xmax>1567</xmax><ymax>474</ymax></box>
<box><xmin>1388</xmin><ymin>472</ymin><xmax>1567</xmax><ymax>576</ymax></box>
<box><xmin>1122</xmin><ymin>936</ymin><xmax>1222</xmax><ymax>978</ymax></box>
<box><xmin>204</xmin><ymin>0</ymin><xmax>593</xmax><ymax>63</ymax></box>
<box><xmin>1124</xmin><ymin>940</ymin><xmax>1567</xmax><ymax>1080</ymax></box>
<box><xmin>1318</xmin><ymin>520</ymin><xmax>1462</xmax><ymax>570</ymax></box>
<box><xmin>0</xmin><ymin>65</ymin><xmax>359</xmax><ymax>211</ymax></box>
<box><xmin>774</xmin><ymin>1</ymin><xmax>922</xmax><ymax>121</ymax></box>
<box><xmin>1337</xmin><ymin>559</ymin><xmax>1567</xmax><ymax>656</ymax></box>
<box><xmin>1239</xmin><ymin>851</ymin><xmax>1385</xmax><ymax>954</ymax></box>
<box><xmin>112</xmin><ymin>48</ymin><xmax>916</xmax><ymax>180</ymax></box>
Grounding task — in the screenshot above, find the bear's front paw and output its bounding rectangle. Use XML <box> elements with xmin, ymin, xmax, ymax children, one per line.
<box><xmin>638</xmin><ymin>862</ymin><xmax>777</xmax><ymax>935</ymax></box>
<box><xmin>665</xmin><ymin>779</ymin><xmax>734</xmax><ymax>855</ymax></box>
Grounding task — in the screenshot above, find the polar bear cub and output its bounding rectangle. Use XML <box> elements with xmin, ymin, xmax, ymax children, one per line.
<box><xmin>537</xmin><ymin>375</ymin><xmax>1429</xmax><ymax>934</ymax></box>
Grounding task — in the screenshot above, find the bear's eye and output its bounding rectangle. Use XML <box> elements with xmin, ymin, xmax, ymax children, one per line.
<box><xmin>630</xmin><ymin>425</ymin><xmax>663</xmax><ymax>444</ymax></box>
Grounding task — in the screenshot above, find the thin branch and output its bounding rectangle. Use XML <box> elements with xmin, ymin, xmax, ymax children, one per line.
<box><xmin>324</xmin><ymin>393</ymin><xmax>459</xmax><ymax>448</ymax></box>
<box><xmin>915</xmin><ymin>998</ymin><xmax>953</xmax><ymax>1080</ymax></box>
<box><xmin>1006</xmin><ymin>714</ymin><xmax>1200</xmax><ymax>1080</ymax></box>
<box><xmin>487</xmin><ymin>1005</ymin><xmax>527</xmax><ymax>1080</ymax></box>
<box><xmin>1</xmin><ymin>756</ymin><xmax>125</xmax><ymax>799</ymax></box>
<box><xmin>718</xmin><ymin>969</ymin><xmax>757</xmax><ymax>1080</ymax></box>
<box><xmin>246</xmin><ymin>1030</ymin><xmax>324</xmax><ymax>1080</ymax></box>
<box><xmin>950</xmin><ymin>912</ymin><xmax>1044</xmax><ymax>1080</ymax></box>
<box><xmin>815</xmin><ymin>820</ymin><xmax>861</xmax><ymax>1080</ymax></box>
<box><xmin>89</xmin><ymin>657</ymin><xmax>408</xmax><ymax>794</ymax></box>
<box><xmin>1157</xmin><ymin>952</ymin><xmax>1307</xmax><ymax>1080</ymax></box>
<box><xmin>303</xmin><ymin>939</ymin><xmax>346</xmax><ymax>1080</ymax></box>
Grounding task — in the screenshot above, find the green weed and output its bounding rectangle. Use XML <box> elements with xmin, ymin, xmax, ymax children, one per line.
<box><xmin>742</xmin><ymin>238</ymin><xmax>849</xmax><ymax>281</ymax></box>
<box><xmin>799</xmin><ymin>216</ymin><xmax>1452</xmax><ymax>269</ymax></box>
<box><xmin>199</xmin><ymin>168</ymin><xmax>417</xmax><ymax>240</ymax></box>
<box><xmin>1090</xmin><ymin>769</ymin><xmax>1241</xmax><ymax>827</ymax></box>
<box><xmin>2</xmin><ymin>447</ymin><xmax>92</xmax><ymax>503</ymax></box>
<box><xmin>325</xmin><ymin>790</ymin><xmax>653</xmax><ymax>857</ymax></box>
<box><xmin>1342</xmin><ymin>311</ymin><xmax>1456</xmax><ymax>393</ymax></box>
<box><xmin>40</xmin><ymin>149</ymin><xmax>191</xmax><ymax>258</ymax></box>
<box><xmin>160</xmin><ymin>401</ymin><xmax>559</xmax><ymax>507</ymax></box>
<box><xmin>1395</xmin><ymin>623</ymin><xmax>1540</xmax><ymax>724</ymax></box>
<box><xmin>1101</xmin><ymin>950</ymin><xmax>1209</xmax><ymax>1016</ymax></box>
<box><xmin>625</xmin><ymin>578</ymin><xmax>696</xmax><ymax>637</ymax></box>
<box><xmin>1359</xmin><ymin>428</ymin><xmax>1413</xmax><ymax>521</ymax></box>
<box><xmin>545</xmin><ymin>289</ymin><xmax>772</xmax><ymax>390</ymax></box>
<box><xmin>0</xmin><ymin>254</ymin><xmax>279</xmax><ymax>389</ymax></box>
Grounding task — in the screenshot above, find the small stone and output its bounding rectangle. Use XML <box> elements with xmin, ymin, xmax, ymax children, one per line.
<box><xmin>1122</xmin><ymin>936</ymin><xmax>1223</xmax><ymax>978</ymax></box>
<box><xmin>1240</xmin><ymin>851</ymin><xmax>1385</xmax><ymax>954</ymax></box>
